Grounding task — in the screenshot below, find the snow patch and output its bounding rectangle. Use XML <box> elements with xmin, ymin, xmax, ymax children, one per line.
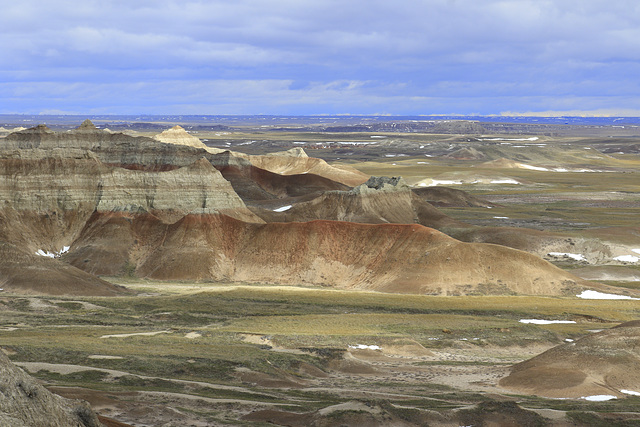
<box><xmin>548</xmin><ymin>252</ymin><xmax>587</xmax><ymax>262</ymax></box>
<box><xmin>577</xmin><ymin>290</ymin><xmax>640</xmax><ymax>300</ymax></box>
<box><xmin>273</xmin><ymin>205</ymin><xmax>292</xmax><ymax>212</ymax></box>
<box><xmin>481</xmin><ymin>137</ymin><xmax>539</xmax><ymax>141</ymax></box>
<box><xmin>520</xmin><ymin>164</ymin><xmax>550</xmax><ymax>171</ymax></box>
<box><xmin>493</xmin><ymin>216</ymin><xmax>509</xmax><ymax>219</ymax></box>
<box><xmin>614</xmin><ymin>255</ymin><xmax>640</xmax><ymax>263</ymax></box>
<box><xmin>581</xmin><ymin>395</ymin><xmax>617</xmax><ymax>402</ymax></box>
<box><xmin>490</xmin><ymin>179</ymin><xmax>520</xmax><ymax>184</ymax></box>
<box><xmin>35</xmin><ymin>246</ymin><xmax>70</xmax><ymax>258</ymax></box>
<box><xmin>349</xmin><ymin>344</ymin><xmax>381</xmax><ymax>350</ymax></box>
<box><xmin>101</xmin><ymin>331</ymin><xmax>171</xmax><ymax>339</ymax></box>
<box><xmin>621</xmin><ymin>389</ymin><xmax>640</xmax><ymax>396</ymax></box>
<box><xmin>520</xmin><ymin>319</ymin><xmax>576</xmax><ymax>325</ymax></box>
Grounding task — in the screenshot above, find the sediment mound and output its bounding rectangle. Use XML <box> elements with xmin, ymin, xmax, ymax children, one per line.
<box><xmin>251</xmin><ymin>176</ymin><xmax>464</xmax><ymax>229</ymax></box>
<box><xmin>449</xmin><ymin>226</ymin><xmax>622</xmax><ymax>265</ymax></box>
<box><xmin>211</xmin><ymin>151</ymin><xmax>350</xmax><ymax>201</ymax></box>
<box><xmin>153</xmin><ymin>125</ymin><xmax>226</xmax><ymax>154</ymax></box>
<box><xmin>0</xmin><ymin>242</ymin><xmax>124</xmax><ymax>296</ymax></box>
<box><xmin>249</xmin><ymin>149</ymin><xmax>368</xmax><ymax>187</ymax></box>
<box><xmin>500</xmin><ymin>321</ymin><xmax>640</xmax><ymax>399</ymax></box>
<box><xmin>444</xmin><ymin>146</ymin><xmax>486</xmax><ymax>160</ymax></box>
<box><xmin>0</xmin><ymin>351</ymin><xmax>103</xmax><ymax>426</ymax></box>
<box><xmin>412</xmin><ymin>187</ymin><xmax>496</xmax><ymax>208</ymax></box>
<box><xmin>67</xmin><ymin>213</ymin><xmax>617</xmax><ymax>296</ymax></box>
<box><xmin>477</xmin><ymin>157</ymin><xmax>522</xmax><ymax>169</ymax></box>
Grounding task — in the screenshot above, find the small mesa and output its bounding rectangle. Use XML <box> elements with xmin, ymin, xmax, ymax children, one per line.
<box><xmin>519</xmin><ymin>319</ymin><xmax>576</xmax><ymax>325</ymax></box>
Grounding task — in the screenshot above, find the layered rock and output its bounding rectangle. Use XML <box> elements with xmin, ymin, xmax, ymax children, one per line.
<box><xmin>153</xmin><ymin>125</ymin><xmax>224</xmax><ymax>153</ymax></box>
<box><xmin>0</xmin><ymin>351</ymin><xmax>103</xmax><ymax>426</ymax></box>
<box><xmin>248</xmin><ymin>148</ymin><xmax>368</xmax><ymax>187</ymax></box>
<box><xmin>250</xmin><ymin>175</ymin><xmax>463</xmax><ymax>229</ymax></box>
<box><xmin>67</xmin><ymin>212</ymin><xmax>620</xmax><ymax>297</ymax></box>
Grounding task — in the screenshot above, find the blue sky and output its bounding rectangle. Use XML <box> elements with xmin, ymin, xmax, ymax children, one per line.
<box><xmin>2</xmin><ymin>0</ymin><xmax>640</xmax><ymax>115</ymax></box>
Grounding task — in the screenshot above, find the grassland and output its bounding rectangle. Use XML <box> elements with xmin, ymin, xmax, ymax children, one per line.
<box><xmin>2</xmin><ymin>281</ymin><xmax>639</xmax><ymax>424</ymax></box>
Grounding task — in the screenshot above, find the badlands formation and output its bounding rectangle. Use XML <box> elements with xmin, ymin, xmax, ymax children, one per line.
<box><xmin>0</xmin><ymin>120</ymin><xmax>615</xmax><ymax>297</ymax></box>
<box><xmin>0</xmin><ymin>118</ymin><xmax>639</xmax><ymax>426</ymax></box>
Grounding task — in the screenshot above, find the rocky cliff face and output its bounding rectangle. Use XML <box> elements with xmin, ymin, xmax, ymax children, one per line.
<box><xmin>0</xmin><ymin>351</ymin><xmax>103</xmax><ymax>426</ymax></box>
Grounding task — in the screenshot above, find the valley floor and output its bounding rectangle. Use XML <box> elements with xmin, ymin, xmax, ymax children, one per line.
<box><xmin>2</xmin><ymin>281</ymin><xmax>639</xmax><ymax>426</ymax></box>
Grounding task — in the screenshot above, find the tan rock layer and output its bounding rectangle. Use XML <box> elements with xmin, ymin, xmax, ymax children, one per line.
<box><xmin>66</xmin><ymin>212</ymin><xmax>619</xmax><ymax>297</ymax></box>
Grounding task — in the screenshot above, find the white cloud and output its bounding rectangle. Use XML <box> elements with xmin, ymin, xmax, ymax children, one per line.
<box><xmin>2</xmin><ymin>0</ymin><xmax>640</xmax><ymax>114</ymax></box>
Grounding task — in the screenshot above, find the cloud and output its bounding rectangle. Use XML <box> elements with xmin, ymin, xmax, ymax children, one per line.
<box><xmin>2</xmin><ymin>0</ymin><xmax>640</xmax><ymax>114</ymax></box>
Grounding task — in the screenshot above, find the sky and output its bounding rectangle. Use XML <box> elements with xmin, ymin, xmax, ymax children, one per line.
<box><xmin>2</xmin><ymin>0</ymin><xmax>640</xmax><ymax>116</ymax></box>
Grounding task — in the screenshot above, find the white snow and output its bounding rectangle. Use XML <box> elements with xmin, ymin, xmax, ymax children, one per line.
<box><xmin>481</xmin><ymin>137</ymin><xmax>539</xmax><ymax>141</ymax></box>
<box><xmin>349</xmin><ymin>344</ymin><xmax>381</xmax><ymax>350</ymax></box>
<box><xmin>493</xmin><ymin>216</ymin><xmax>509</xmax><ymax>219</ymax></box>
<box><xmin>273</xmin><ymin>205</ymin><xmax>292</xmax><ymax>212</ymax></box>
<box><xmin>632</xmin><ymin>249</ymin><xmax>640</xmax><ymax>255</ymax></box>
<box><xmin>427</xmin><ymin>179</ymin><xmax>463</xmax><ymax>186</ymax></box>
<box><xmin>614</xmin><ymin>255</ymin><xmax>640</xmax><ymax>263</ymax></box>
<box><xmin>621</xmin><ymin>389</ymin><xmax>640</xmax><ymax>396</ymax></box>
<box><xmin>101</xmin><ymin>331</ymin><xmax>171</xmax><ymax>339</ymax></box>
<box><xmin>35</xmin><ymin>249</ymin><xmax>56</xmax><ymax>258</ymax></box>
<box><xmin>416</xmin><ymin>161</ymin><xmax>428</xmax><ymax>164</ymax></box>
<box><xmin>548</xmin><ymin>252</ymin><xmax>587</xmax><ymax>262</ymax></box>
<box><xmin>519</xmin><ymin>319</ymin><xmax>576</xmax><ymax>325</ymax></box>
<box><xmin>577</xmin><ymin>290</ymin><xmax>640</xmax><ymax>300</ymax></box>
<box><xmin>35</xmin><ymin>246</ymin><xmax>70</xmax><ymax>258</ymax></box>
<box><xmin>565</xmin><ymin>339</ymin><xmax>574</xmax><ymax>342</ymax></box>
<box><xmin>520</xmin><ymin>164</ymin><xmax>550</xmax><ymax>171</ymax></box>
<box><xmin>490</xmin><ymin>179</ymin><xmax>520</xmax><ymax>184</ymax></box>
<box><xmin>370</xmin><ymin>135</ymin><xmax>386</xmax><ymax>138</ymax></box>
<box><xmin>581</xmin><ymin>395</ymin><xmax>617</xmax><ymax>402</ymax></box>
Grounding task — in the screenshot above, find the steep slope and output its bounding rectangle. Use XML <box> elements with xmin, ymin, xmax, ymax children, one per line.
<box><xmin>67</xmin><ymin>212</ymin><xmax>622</xmax><ymax>297</ymax></box>
<box><xmin>0</xmin><ymin>351</ymin><xmax>103</xmax><ymax>426</ymax></box>
<box><xmin>251</xmin><ymin>176</ymin><xmax>465</xmax><ymax>229</ymax></box>
<box><xmin>249</xmin><ymin>148</ymin><xmax>369</xmax><ymax>187</ymax></box>
<box><xmin>210</xmin><ymin>151</ymin><xmax>350</xmax><ymax>201</ymax></box>
<box><xmin>0</xmin><ymin>242</ymin><xmax>124</xmax><ymax>296</ymax></box>
<box><xmin>412</xmin><ymin>186</ymin><xmax>497</xmax><ymax>208</ymax></box>
<box><xmin>500</xmin><ymin>321</ymin><xmax>640</xmax><ymax>399</ymax></box>
<box><xmin>153</xmin><ymin>125</ymin><xmax>225</xmax><ymax>153</ymax></box>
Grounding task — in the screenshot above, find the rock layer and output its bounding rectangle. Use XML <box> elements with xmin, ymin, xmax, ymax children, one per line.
<box><xmin>66</xmin><ymin>212</ymin><xmax>615</xmax><ymax>296</ymax></box>
<box><xmin>0</xmin><ymin>351</ymin><xmax>103</xmax><ymax>426</ymax></box>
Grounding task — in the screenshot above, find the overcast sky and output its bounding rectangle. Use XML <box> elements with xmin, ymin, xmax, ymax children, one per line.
<box><xmin>2</xmin><ymin>0</ymin><xmax>640</xmax><ymax>115</ymax></box>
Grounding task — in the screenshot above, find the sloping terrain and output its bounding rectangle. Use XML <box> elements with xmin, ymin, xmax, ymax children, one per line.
<box><xmin>500</xmin><ymin>320</ymin><xmax>640</xmax><ymax>399</ymax></box>
<box><xmin>0</xmin><ymin>351</ymin><xmax>103</xmax><ymax>426</ymax></box>
<box><xmin>64</xmin><ymin>211</ymin><xmax>621</xmax><ymax>297</ymax></box>
<box><xmin>248</xmin><ymin>149</ymin><xmax>369</xmax><ymax>187</ymax></box>
<box><xmin>250</xmin><ymin>177</ymin><xmax>465</xmax><ymax>229</ymax></box>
